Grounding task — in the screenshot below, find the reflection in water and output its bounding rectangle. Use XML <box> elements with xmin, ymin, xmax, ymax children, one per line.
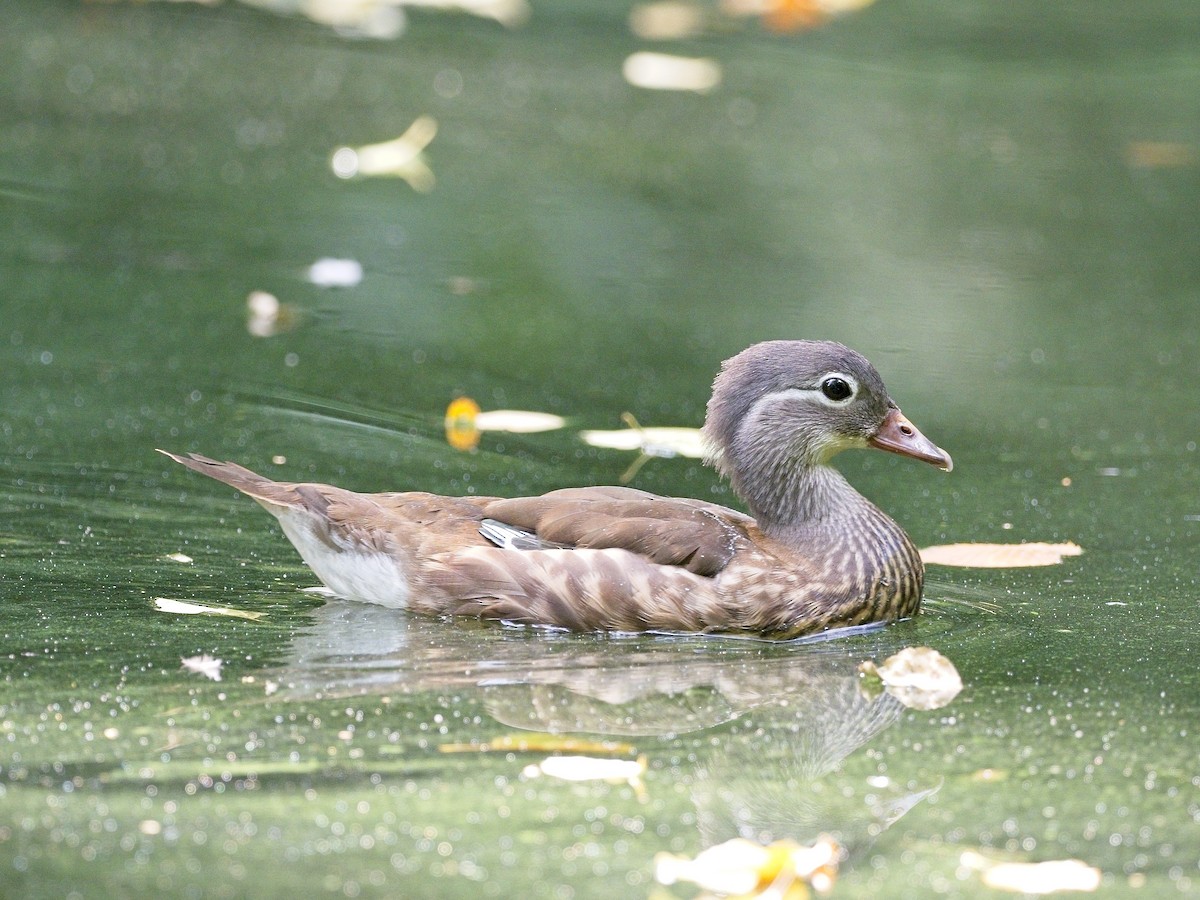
<box><xmin>275</xmin><ymin>602</ymin><xmax>942</xmax><ymax>847</ymax></box>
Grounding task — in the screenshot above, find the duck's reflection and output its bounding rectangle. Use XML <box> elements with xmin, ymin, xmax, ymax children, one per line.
<box><xmin>274</xmin><ymin>601</ymin><xmax>941</xmax><ymax>846</ymax></box>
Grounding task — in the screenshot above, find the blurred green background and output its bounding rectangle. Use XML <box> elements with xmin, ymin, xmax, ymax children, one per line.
<box><xmin>2</xmin><ymin>1</ymin><xmax>1199</xmax><ymax>897</ymax></box>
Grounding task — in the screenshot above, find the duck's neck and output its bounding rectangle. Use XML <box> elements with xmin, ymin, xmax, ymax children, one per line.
<box><xmin>741</xmin><ymin>463</ymin><xmax>878</xmax><ymax>539</ymax></box>
<box><xmin>737</xmin><ymin>461</ymin><xmax>925</xmax><ymax>628</ymax></box>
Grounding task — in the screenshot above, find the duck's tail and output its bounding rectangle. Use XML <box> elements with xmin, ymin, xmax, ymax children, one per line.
<box><xmin>156</xmin><ymin>450</ymin><xmax>302</xmax><ymax>510</ymax></box>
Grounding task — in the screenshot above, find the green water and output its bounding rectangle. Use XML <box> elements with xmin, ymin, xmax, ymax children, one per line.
<box><xmin>3</xmin><ymin>1</ymin><xmax>1200</xmax><ymax>897</ymax></box>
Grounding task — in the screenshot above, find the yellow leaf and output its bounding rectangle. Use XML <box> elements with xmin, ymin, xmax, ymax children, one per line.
<box><xmin>920</xmin><ymin>542</ymin><xmax>1083</xmax><ymax>568</ymax></box>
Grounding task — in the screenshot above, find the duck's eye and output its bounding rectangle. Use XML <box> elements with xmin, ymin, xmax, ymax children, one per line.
<box><xmin>820</xmin><ymin>377</ymin><xmax>854</xmax><ymax>402</ymax></box>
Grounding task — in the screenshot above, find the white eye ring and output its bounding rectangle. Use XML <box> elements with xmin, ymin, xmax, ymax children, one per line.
<box><xmin>817</xmin><ymin>373</ymin><xmax>858</xmax><ymax>406</ymax></box>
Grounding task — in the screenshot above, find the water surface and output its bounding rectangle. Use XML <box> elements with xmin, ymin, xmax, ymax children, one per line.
<box><xmin>3</xmin><ymin>1</ymin><xmax>1199</xmax><ymax>897</ymax></box>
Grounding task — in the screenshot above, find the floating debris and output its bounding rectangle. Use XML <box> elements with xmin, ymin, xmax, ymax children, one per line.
<box><xmin>440</xmin><ymin>734</ymin><xmax>637</xmax><ymax>755</ymax></box>
<box><xmin>622</xmin><ymin>52</ymin><xmax>722</xmax><ymax>93</ymax></box>
<box><xmin>154</xmin><ymin>597</ymin><xmax>266</xmax><ymax>621</ymax></box>
<box><xmin>959</xmin><ymin>851</ymin><xmax>1101</xmax><ymax>894</ymax></box>
<box><xmin>581</xmin><ymin>412</ymin><xmax>705</xmax><ymax>482</ymax></box>
<box><xmin>1125</xmin><ymin>141</ymin><xmax>1196</xmax><ymax>169</ymax></box>
<box><xmin>722</xmin><ymin>0</ymin><xmax>876</xmax><ymax>32</ymax></box>
<box><xmin>307</xmin><ymin>257</ymin><xmax>363</xmax><ymax>288</ymax></box>
<box><xmin>580</xmin><ymin>419</ymin><xmax>705</xmax><ymax>456</ymax></box>
<box><xmin>180</xmin><ymin>654</ymin><xmax>223</xmax><ymax>682</ymax></box>
<box><xmin>292</xmin><ymin>0</ymin><xmax>407</xmax><ymax>39</ymax></box>
<box><xmin>920</xmin><ymin>542</ymin><xmax>1083</xmax><ymax>568</ymax></box>
<box><xmin>445</xmin><ymin>397</ymin><xmax>482</xmax><ymax>450</ymax></box>
<box><xmin>859</xmin><ymin>647</ymin><xmax>963</xmax><ymax>710</ymax></box>
<box><xmin>476</xmin><ymin>409</ymin><xmax>566</xmax><ymax>433</ymax></box>
<box><xmin>656</xmin><ymin>834</ymin><xmax>840</xmax><ymax>896</ymax></box>
<box><xmin>141</xmin><ymin>0</ymin><xmax>531</xmax><ymax>37</ymax></box>
<box><xmin>445</xmin><ymin>396</ymin><xmax>566</xmax><ymax>451</ymax></box>
<box><xmin>629</xmin><ymin>2</ymin><xmax>708</xmax><ymax>40</ymax></box>
<box><xmin>330</xmin><ymin>116</ymin><xmax>437</xmax><ymax>191</ymax></box>
<box><xmin>246</xmin><ymin>290</ymin><xmax>300</xmax><ymax>338</ymax></box>
<box><xmin>405</xmin><ymin>0</ymin><xmax>531</xmax><ymax>27</ymax></box>
<box><xmin>300</xmin><ymin>585</ymin><xmax>338</xmax><ymax>597</ymax></box>
<box><xmin>522</xmin><ymin>755</ymin><xmax>647</xmax><ymax>797</ymax></box>
<box><xmin>163</xmin><ymin>552</ymin><xmax>193</xmax><ymax>564</ymax></box>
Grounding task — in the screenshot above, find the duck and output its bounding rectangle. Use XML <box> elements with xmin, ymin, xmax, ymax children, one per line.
<box><xmin>160</xmin><ymin>340</ymin><xmax>951</xmax><ymax>638</ymax></box>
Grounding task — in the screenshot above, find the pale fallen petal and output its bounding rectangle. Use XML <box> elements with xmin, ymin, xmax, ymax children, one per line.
<box><xmin>307</xmin><ymin>257</ymin><xmax>363</xmax><ymax>288</ymax></box>
<box><xmin>154</xmin><ymin>598</ymin><xmax>265</xmax><ymax>621</ymax></box>
<box><xmin>920</xmin><ymin>542</ymin><xmax>1083</xmax><ymax>568</ymax></box>
<box><xmin>474</xmin><ymin>410</ymin><xmax>567</xmax><ymax>433</ymax></box>
<box><xmin>522</xmin><ymin>754</ymin><xmax>646</xmax><ymax>787</ymax></box>
<box><xmin>1125</xmin><ymin>141</ymin><xmax>1196</xmax><ymax>169</ymax></box>
<box><xmin>246</xmin><ymin>290</ymin><xmax>300</xmax><ymax>337</ymax></box>
<box><xmin>622</xmin><ymin>52</ymin><xmax>722</xmax><ymax>92</ymax></box>
<box><xmin>402</xmin><ymin>0</ymin><xmax>531</xmax><ymax>27</ymax></box>
<box><xmin>860</xmin><ymin>646</ymin><xmax>963</xmax><ymax>710</ymax></box>
<box><xmin>579</xmin><ymin>426</ymin><xmax>706</xmax><ymax>458</ymax></box>
<box><xmin>163</xmin><ymin>553</ymin><xmax>193</xmax><ymax>564</ymax></box>
<box><xmin>331</xmin><ymin>116</ymin><xmax>437</xmax><ymax>191</ymax></box>
<box><xmin>960</xmin><ymin>851</ymin><xmax>1102</xmax><ymax>894</ymax></box>
<box><xmin>300</xmin><ymin>0</ymin><xmax>407</xmax><ymax>39</ymax></box>
<box><xmin>655</xmin><ymin>835</ymin><xmax>840</xmax><ymax>895</ymax></box>
<box><xmin>629</xmin><ymin>2</ymin><xmax>707</xmax><ymax>40</ymax></box>
<box><xmin>180</xmin><ymin>654</ymin><xmax>223</xmax><ymax>682</ymax></box>
<box><xmin>440</xmin><ymin>735</ymin><xmax>638</xmax><ymax>755</ymax></box>
<box><xmin>300</xmin><ymin>585</ymin><xmax>338</xmax><ymax>597</ymax></box>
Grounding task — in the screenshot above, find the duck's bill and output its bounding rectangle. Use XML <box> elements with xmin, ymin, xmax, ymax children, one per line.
<box><xmin>868</xmin><ymin>408</ymin><xmax>953</xmax><ymax>472</ymax></box>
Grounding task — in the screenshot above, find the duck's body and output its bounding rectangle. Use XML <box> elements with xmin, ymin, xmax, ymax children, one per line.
<box><xmin>162</xmin><ymin>341</ymin><xmax>951</xmax><ymax>638</ymax></box>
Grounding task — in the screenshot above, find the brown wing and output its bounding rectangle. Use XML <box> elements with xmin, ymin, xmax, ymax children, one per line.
<box><xmin>421</xmin><ymin>545</ymin><xmax>738</xmax><ymax>632</ymax></box>
<box><xmin>481</xmin><ymin>487</ymin><xmax>753</xmax><ymax>577</ymax></box>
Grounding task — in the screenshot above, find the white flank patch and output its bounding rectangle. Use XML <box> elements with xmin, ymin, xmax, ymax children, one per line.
<box><xmin>276</xmin><ymin>512</ymin><xmax>411</xmax><ymax>609</ymax></box>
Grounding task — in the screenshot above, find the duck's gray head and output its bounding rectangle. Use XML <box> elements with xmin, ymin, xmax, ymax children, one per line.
<box><xmin>702</xmin><ymin>340</ymin><xmax>951</xmax><ymax>524</ymax></box>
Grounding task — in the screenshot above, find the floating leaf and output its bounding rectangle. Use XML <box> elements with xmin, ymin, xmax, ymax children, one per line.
<box><xmin>622</xmin><ymin>52</ymin><xmax>722</xmax><ymax>93</ymax></box>
<box><xmin>1125</xmin><ymin>141</ymin><xmax>1196</xmax><ymax>169</ymax></box>
<box><xmin>920</xmin><ymin>542</ymin><xmax>1083</xmax><ymax>568</ymax></box>
<box><xmin>474</xmin><ymin>410</ymin><xmax>566</xmax><ymax>434</ymax></box>
<box><xmin>445</xmin><ymin>397</ymin><xmax>567</xmax><ymax>451</ymax></box>
<box><xmin>960</xmin><ymin>851</ymin><xmax>1101</xmax><ymax>894</ymax></box>
<box><xmin>629</xmin><ymin>2</ymin><xmax>708</xmax><ymax>41</ymax></box>
<box><xmin>163</xmin><ymin>552</ymin><xmax>193</xmax><ymax>564</ymax></box>
<box><xmin>330</xmin><ymin>116</ymin><xmax>437</xmax><ymax>191</ymax></box>
<box><xmin>656</xmin><ymin>835</ymin><xmax>840</xmax><ymax>896</ymax></box>
<box><xmin>440</xmin><ymin>734</ymin><xmax>637</xmax><ymax>755</ymax></box>
<box><xmin>246</xmin><ymin>290</ymin><xmax>301</xmax><ymax>338</ymax></box>
<box><xmin>154</xmin><ymin>598</ymin><xmax>265</xmax><ymax>621</ymax></box>
<box><xmin>445</xmin><ymin>396</ymin><xmax>482</xmax><ymax>450</ymax></box>
<box><xmin>522</xmin><ymin>754</ymin><xmax>647</xmax><ymax>788</ymax></box>
<box><xmin>581</xmin><ymin>413</ymin><xmax>707</xmax><ymax>482</ymax></box>
<box><xmin>579</xmin><ymin>424</ymin><xmax>706</xmax><ymax>457</ymax></box>
<box><xmin>723</xmin><ymin>0</ymin><xmax>876</xmax><ymax>33</ymax></box>
<box><xmin>859</xmin><ymin>647</ymin><xmax>962</xmax><ymax>710</ymax></box>
<box><xmin>307</xmin><ymin>258</ymin><xmax>363</xmax><ymax>288</ymax></box>
<box><xmin>180</xmin><ymin>654</ymin><xmax>223</xmax><ymax>682</ymax></box>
